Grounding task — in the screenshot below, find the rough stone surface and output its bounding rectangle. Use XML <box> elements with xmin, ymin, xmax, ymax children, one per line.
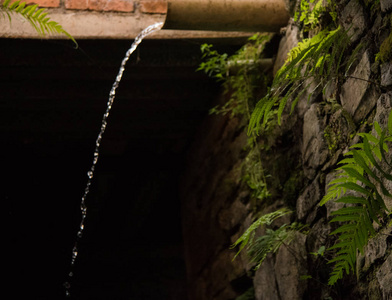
<box><xmin>374</xmin><ymin>93</ymin><xmax>392</xmax><ymax>210</ymax></box>
<box><xmin>381</xmin><ymin>62</ymin><xmax>392</xmax><ymax>87</ymax></box>
<box><xmin>173</xmin><ymin>1</ymin><xmax>392</xmax><ymax>299</ymax></box>
<box><xmin>340</xmin><ymin>51</ymin><xmax>377</xmax><ymax>123</ymax></box>
<box><xmin>273</xmin><ymin>21</ymin><xmax>299</xmax><ymax>75</ymax></box>
<box><xmin>296</xmin><ymin>174</ymin><xmax>321</xmax><ymax>222</ymax></box>
<box><xmin>361</xmin><ymin>227</ymin><xmax>389</xmax><ymax>272</ymax></box>
<box><xmin>302</xmin><ymin>104</ymin><xmax>328</xmax><ymax>179</ymax></box>
<box><xmin>324</xmin><ymin>171</ymin><xmax>345</xmax><ymax>219</ymax></box>
<box><xmin>341</xmin><ymin>0</ymin><xmax>367</xmax><ymax>43</ymax></box>
<box><xmin>380</xmin><ymin>0</ymin><xmax>392</xmax><ymax>12</ymax></box>
<box><xmin>306</xmin><ymin>218</ymin><xmax>330</xmax><ymax>256</ymax></box>
<box><xmin>377</xmin><ymin>253</ymin><xmax>392</xmax><ymax>300</ymax></box>
<box><xmin>254</xmin><ymin>257</ymin><xmax>280</xmax><ymax>300</ymax></box>
<box><xmin>275</xmin><ymin>232</ymin><xmax>308</xmax><ymax>300</ymax></box>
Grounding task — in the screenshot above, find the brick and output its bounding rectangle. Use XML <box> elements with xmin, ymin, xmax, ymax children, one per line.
<box><xmin>140</xmin><ymin>0</ymin><xmax>167</xmax><ymax>14</ymax></box>
<box><xmin>12</xmin><ymin>0</ymin><xmax>60</xmax><ymax>7</ymax></box>
<box><xmin>102</xmin><ymin>0</ymin><xmax>134</xmax><ymax>12</ymax></box>
<box><xmin>88</xmin><ymin>0</ymin><xmax>107</xmax><ymax>10</ymax></box>
<box><xmin>65</xmin><ymin>0</ymin><xmax>134</xmax><ymax>12</ymax></box>
<box><xmin>65</xmin><ymin>0</ymin><xmax>88</xmax><ymax>10</ymax></box>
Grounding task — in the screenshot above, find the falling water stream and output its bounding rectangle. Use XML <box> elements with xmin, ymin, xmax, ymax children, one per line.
<box><xmin>64</xmin><ymin>22</ymin><xmax>164</xmax><ymax>298</ymax></box>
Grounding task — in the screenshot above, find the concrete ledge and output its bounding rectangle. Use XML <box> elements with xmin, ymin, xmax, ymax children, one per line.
<box><xmin>0</xmin><ymin>11</ymin><xmax>254</xmax><ymax>40</ymax></box>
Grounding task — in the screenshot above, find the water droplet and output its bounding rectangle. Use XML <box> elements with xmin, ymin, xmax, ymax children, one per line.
<box><xmin>65</xmin><ymin>22</ymin><xmax>163</xmax><ymax>299</ymax></box>
<box><xmin>72</xmin><ymin>247</ymin><xmax>78</xmax><ymax>259</ymax></box>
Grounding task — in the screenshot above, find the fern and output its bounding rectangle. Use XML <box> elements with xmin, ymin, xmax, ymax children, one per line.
<box><xmin>248</xmin><ymin>26</ymin><xmax>352</xmax><ymax>135</ymax></box>
<box><xmin>247</xmin><ymin>222</ymin><xmax>308</xmax><ymax>270</ymax></box>
<box><xmin>231</xmin><ymin>208</ymin><xmax>292</xmax><ymax>258</ymax></box>
<box><xmin>198</xmin><ymin>33</ymin><xmax>271</xmax><ymax>118</ymax></box>
<box><xmin>1</xmin><ymin>0</ymin><xmax>77</xmax><ymax>47</ymax></box>
<box><xmin>320</xmin><ymin>110</ymin><xmax>392</xmax><ymax>285</ymax></box>
<box><xmin>294</xmin><ymin>0</ymin><xmax>325</xmax><ymax>31</ymax></box>
<box><xmin>231</xmin><ymin>208</ymin><xmax>308</xmax><ymax>269</ymax></box>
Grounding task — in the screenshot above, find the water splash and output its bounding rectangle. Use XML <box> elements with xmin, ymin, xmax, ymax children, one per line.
<box><xmin>64</xmin><ymin>21</ymin><xmax>163</xmax><ymax>298</ymax></box>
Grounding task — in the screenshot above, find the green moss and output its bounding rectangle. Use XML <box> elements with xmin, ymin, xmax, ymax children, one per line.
<box><xmin>324</xmin><ymin>125</ymin><xmax>341</xmax><ymax>153</ymax></box>
<box><xmin>377</xmin><ymin>33</ymin><xmax>392</xmax><ymax>63</ymax></box>
<box><xmin>376</xmin><ymin>15</ymin><xmax>392</xmax><ymax>63</ymax></box>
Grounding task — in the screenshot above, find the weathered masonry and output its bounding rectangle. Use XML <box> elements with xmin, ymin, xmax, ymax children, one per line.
<box><xmin>2</xmin><ymin>0</ymin><xmax>392</xmax><ymax>299</ymax></box>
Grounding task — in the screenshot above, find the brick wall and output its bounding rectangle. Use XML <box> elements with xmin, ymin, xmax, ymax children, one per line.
<box><xmin>11</xmin><ymin>0</ymin><xmax>167</xmax><ymax>13</ymax></box>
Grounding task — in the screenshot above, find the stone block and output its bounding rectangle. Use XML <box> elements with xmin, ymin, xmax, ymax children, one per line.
<box><xmin>380</xmin><ymin>0</ymin><xmax>392</xmax><ymax>12</ymax></box>
<box><xmin>275</xmin><ymin>232</ymin><xmax>308</xmax><ymax>300</ymax></box>
<box><xmin>296</xmin><ymin>174</ymin><xmax>321</xmax><ymax>222</ymax></box>
<box><xmin>377</xmin><ymin>252</ymin><xmax>392</xmax><ymax>300</ymax></box>
<box><xmin>306</xmin><ymin>218</ymin><xmax>330</xmax><ymax>258</ymax></box>
<box><xmin>324</xmin><ymin>171</ymin><xmax>345</xmax><ymax>219</ymax></box>
<box><xmin>273</xmin><ymin>22</ymin><xmax>299</xmax><ymax>76</ymax></box>
<box><xmin>361</xmin><ymin>227</ymin><xmax>389</xmax><ymax>272</ymax></box>
<box><xmin>254</xmin><ymin>257</ymin><xmax>280</xmax><ymax>300</ymax></box>
<box><xmin>341</xmin><ymin>0</ymin><xmax>367</xmax><ymax>43</ymax></box>
<box><xmin>340</xmin><ymin>51</ymin><xmax>378</xmax><ymax>123</ymax></box>
<box><xmin>302</xmin><ymin>103</ymin><xmax>328</xmax><ymax>179</ymax></box>
<box><xmin>374</xmin><ymin>92</ymin><xmax>392</xmax><ymax>210</ymax></box>
<box><xmin>381</xmin><ymin>62</ymin><xmax>392</xmax><ymax>87</ymax></box>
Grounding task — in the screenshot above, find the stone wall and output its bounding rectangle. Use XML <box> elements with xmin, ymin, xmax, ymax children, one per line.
<box><xmin>180</xmin><ymin>1</ymin><xmax>392</xmax><ymax>299</ymax></box>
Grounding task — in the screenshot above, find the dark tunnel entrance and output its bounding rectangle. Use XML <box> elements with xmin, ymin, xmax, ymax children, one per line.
<box><xmin>2</xmin><ymin>37</ymin><xmax>244</xmax><ymax>299</ymax></box>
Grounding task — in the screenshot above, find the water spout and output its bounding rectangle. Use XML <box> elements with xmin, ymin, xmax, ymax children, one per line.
<box><xmin>64</xmin><ymin>21</ymin><xmax>163</xmax><ymax>298</ymax></box>
<box><xmin>162</xmin><ymin>0</ymin><xmax>290</xmax><ymax>32</ymax></box>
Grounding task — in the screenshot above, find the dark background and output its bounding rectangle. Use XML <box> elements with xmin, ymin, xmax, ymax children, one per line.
<box><xmin>2</xmin><ymin>37</ymin><xmax>243</xmax><ymax>299</ymax></box>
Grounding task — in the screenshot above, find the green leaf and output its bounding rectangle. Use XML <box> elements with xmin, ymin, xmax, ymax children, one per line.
<box><xmin>335</xmin><ymin>196</ymin><xmax>368</xmax><ymax>205</ymax></box>
<box><xmin>336</xmin><ymin>182</ymin><xmax>371</xmax><ymax>196</ymax></box>
<box><xmin>330</xmin><ymin>214</ymin><xmax>361</xmax><ymax>222</ymax></box>
<box><xmin>330</xmin><ymin>206</ymin><xmax>365</xmax><ymax>215</ymax></box>
<box><xmin>341</xmin><ymin>167</ymin><xmax>374</xmax><ymax>188</ymax></box>
<box><xmin>374</xmin><ymin>121</ymin><xmax>383</xmax><ymax>137</ymax></box>
<box><xmin>330</xmin><ymin>223</ymin><xmax>357</xmax><ymax>235</ymax></box>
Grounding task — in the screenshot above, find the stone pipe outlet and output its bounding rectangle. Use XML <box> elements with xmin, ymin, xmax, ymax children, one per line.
<box><xmin>162</xmin><ymin>0</ymin><xmax>290</xmax><ymax>32</ymax></box>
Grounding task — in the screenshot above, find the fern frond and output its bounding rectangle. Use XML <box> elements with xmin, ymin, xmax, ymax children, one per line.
<box><xmin>231</xmin><ymin>208</ymin><xmax>292</xmax><ymax>259</ymax></box>
<box><xmin>248</xmin><ymin>26</ymin><xmax>349</xmax><ymax>135</ymax></box>
<box><xmin>320</xmin><ymin>110</ymin><xmax>392</xmax><ymax>285</ymax></box>
<box><xmin>246</xmin><ymin>222</ymin><xmax>308</xmax><ymax>270</ymax></box>
<box><xmin>1</xmin><ymin>0</ymin><xmax>77</xmax><ymax>47</ymax></box>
